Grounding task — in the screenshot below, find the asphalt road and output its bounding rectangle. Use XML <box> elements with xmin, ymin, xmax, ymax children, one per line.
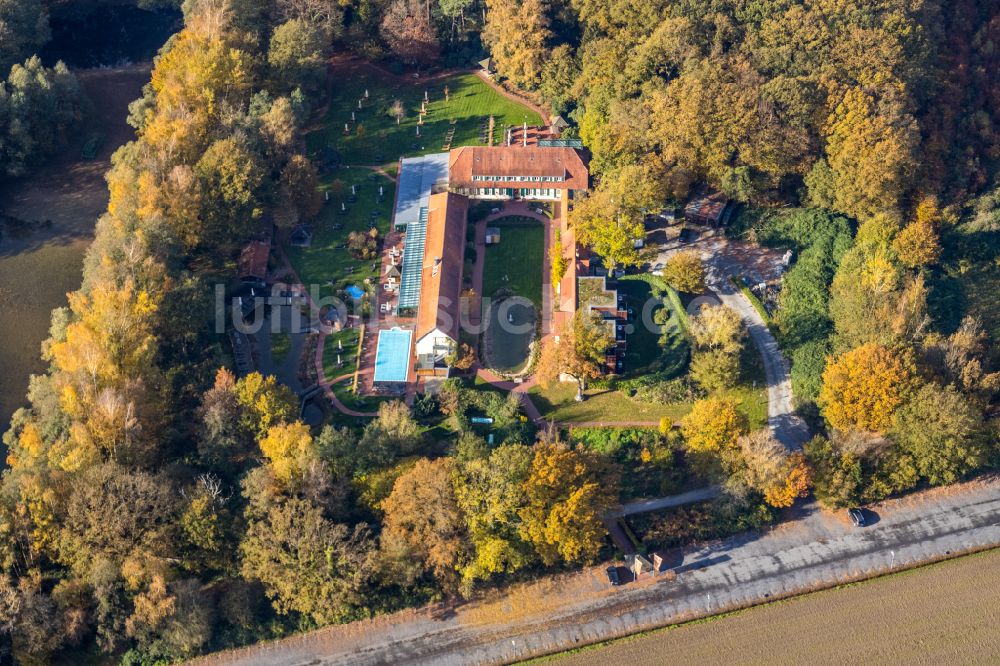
<box><xmin>699</xmin><ymin>246</ymin><xmax>810</xmax><ymax>450</ymax></box>
<box><xmin>188</xmin><ymin>475</ymin><xmax>1000</xmax><ymax>666</ymax></box>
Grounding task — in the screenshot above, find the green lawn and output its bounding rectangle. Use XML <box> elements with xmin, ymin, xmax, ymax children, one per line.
<box><xmin>616</xmin><ymin>276</ymin><xmax>690</xmax><ymax>376</ymax></box>
<box><xmin>285</xmin><ymin>169</ymin><xmax>395</xmax><ymax>300</ymax></box>
<box><xmin>322</xmin><ymin>328</ymin><xmax>360</xmax><ymax>379</ymax></box>
<box><xmin>289</xmin><ymin>65</ymin><xmax>542</xmax><ymax>304</ymax></box>
<box><xmin>529</xmin><ymin>383</ymin><xmax>767</xmax><ymax>427</ymax></box>
<box><xmin>309</xmin><ymin>69</ymin><xmax>543</xmax><ymax>165</ymax></box>
<box><xmin>530</xmin><ymin>384</ymin><xmax>691</xmax><ymax>423</ymax></box>
<box><xmin>482</xmin><ymin>218</ymin><xmax>545</xmax><ymax>308</ymax></box>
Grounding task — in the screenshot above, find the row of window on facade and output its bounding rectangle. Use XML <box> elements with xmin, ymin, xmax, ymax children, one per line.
<box><xmin>471</xmin><ymin>174</ymin><xmax>566</xmax><ymax>182</ymax></box>
<box><xmin>472</xmin><ymin>187</ymin><xmax>561</xmax><ymax>199</ymax></box>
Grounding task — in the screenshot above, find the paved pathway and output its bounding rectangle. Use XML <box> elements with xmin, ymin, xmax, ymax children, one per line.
<box><xmin>675</xmin><ymin>236</ymin><xmax>810</xmax><ymax>450</ymax></box>
<box><xmin>316</xmin><ymin>364</ymin><xmax>377</xmax><ymax>418</ymax></box>
<box><xmin>189</xmin><ymin>475</ymin><xmax>1000</xmax><ymax>666</ymax></box>
<box><xmin>612</xmin><ymin>486</ymin><xmax>723</xmax><ymax>518</ymax></box>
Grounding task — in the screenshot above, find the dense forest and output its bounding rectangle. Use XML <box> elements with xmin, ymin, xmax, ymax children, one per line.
<box><xmin>0</xmin><ymin>0</ymin><xmax>998</xmax><ymax>663</ymax></box>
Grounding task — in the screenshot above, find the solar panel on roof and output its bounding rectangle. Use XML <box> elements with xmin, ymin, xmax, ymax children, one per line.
<box><xmin>397</xmin><ymin>207</ymin><xmax>428</xmax><ymax>309</ymax></box>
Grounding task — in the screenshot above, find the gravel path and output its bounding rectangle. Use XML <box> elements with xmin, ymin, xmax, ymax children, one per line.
<box><xmin>698</xmin><ymin>240</ymin><xmax>810</xmax><ymax>450</ymax></box>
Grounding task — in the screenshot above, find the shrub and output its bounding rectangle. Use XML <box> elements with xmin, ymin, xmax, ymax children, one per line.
<box><xmin>790</xmin><ymin>339</ymin><xmax>829</xmax><ymax>405</ymax></box>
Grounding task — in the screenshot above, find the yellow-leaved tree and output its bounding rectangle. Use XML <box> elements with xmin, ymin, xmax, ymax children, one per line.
<box><xmin>258</xmin><ymin>422</ymin><xmax>317</xmax><ymax>486</ymax></box>
<box><xmin>680</xmin><ymin>397</ymin><xmax>746</xmax><ymax>453</ymax></box>
<box><xmin>893</xmin><ymin>196</ymin><xmax>943</xmax><ymax>268</ymax></box>
<box><xmin>483</xmin><ymin>0</ymin><xmax>551</xmax><ymax>89</ymax></box>
<box><xmin>823</xmin><ymin>86</ymin><xmax>919</xmax><ymax>220</ymax></box>
<box><xmin>519</xmin><ymin>442</ymin><xmax>618</xmax><ymax>566</ymax></box>
<box><xmin>819</xmin><ymin>343</ymin><xmax>916</xmax><ymax>433</ymax></box>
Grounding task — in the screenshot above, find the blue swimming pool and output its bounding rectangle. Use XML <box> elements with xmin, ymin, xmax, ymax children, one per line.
<box><xmin>345</xmin><ymin>284</ymin><xmax>365</xmax><ymax>299</ymax></box>
<box><xmin>373</xmin><ymin>328</ymin><xmax>412</xmax><ymax>383</ymax></box>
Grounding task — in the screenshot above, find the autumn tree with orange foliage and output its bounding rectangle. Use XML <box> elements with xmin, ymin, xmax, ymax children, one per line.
<box><xmin>764</xmin><ymin>454</ymin><xmax>811</xmax><ymax>508</ymax></box>
<box><xmin>729</xmin><ymin>430</ymin><xmax>810</xmax><ymax>508</ymax></box>
<box><xmin>535</xmin><ymin>310</ymin><xmax>612</xmax><ymax>394</ymax></box>
<box><xmin>820</xmin><ymin>343</ymin><xmax>917</xmax><ymax>433</ymax></box>
<box><xmin>519</xmin><ymin>442</ymin><xmax>619</xmax><ymax>566</ymax></box>
<box><xmin>536</xmin><ymin>310</ymin><xmax>611</xmax><ymax>395</ymax></box>
<box><xmin>381</xmin><ymin>458</ymin><xmax>470</xmax><ymax>590</ymax></box>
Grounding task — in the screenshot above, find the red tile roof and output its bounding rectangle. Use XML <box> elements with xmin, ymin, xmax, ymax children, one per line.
<box><xmin>238</xmin><ymin>239</ymin><xmax>270</xmax><ymax>281</ymax></box>
<box><xmin>448</xmin><ymin>146</ymin><xmax>588</xmax><ymax>190</ymax></box>
<box><xmin>415</xmin><ymin>192</ymin><xmax>468</xmax><ymax>343</ymax></box>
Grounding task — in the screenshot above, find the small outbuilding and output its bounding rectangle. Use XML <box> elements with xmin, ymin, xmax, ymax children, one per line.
<box><xmin>485</xmin><ymin>227</ymin><xmax>501</xmax><ymax>245</ymax></box>
<box><xmin>238</xmin><ymin>238</ymin><xmax>270</xmax><ymax>289</ymax></box>
<box><xmin>684</xmin><ymin>188</ymin><xmax>734</xmax><ymax>227</ymax></box>
<box><xmin>549</xmin><ymin>115</ymin><xmax>569</xmax><ymax>133</ymax></box>
<box><xmin>289</xmin><ymin>225</ymin><xmax>313</xmax><ymax>247</ymax></box>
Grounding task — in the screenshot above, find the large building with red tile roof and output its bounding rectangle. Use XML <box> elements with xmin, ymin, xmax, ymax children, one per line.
<box><xmin>414</xmin><ymin>192</ymin><xmax>468</xmax><ymax>374</ymax></box>
<box><xmin>448</xmin><ymin>145</ymin><xmax>589</xmax><ymax>201</ymax></box>
<box><xmin>374</xmin><ymin>144</ymin><xmax>590</xmax><ymax>386</ymax></box>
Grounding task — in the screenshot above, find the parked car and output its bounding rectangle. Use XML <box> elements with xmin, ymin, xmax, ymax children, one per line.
<box><xmin>606</xmin><ymin>566</ymin><xmax>621</xmax><ymax>586</ymax></box>
<box><xmin>848</xmin><ymin>507</ymin><xmax>866</xmax><ymax>527</ymax></box>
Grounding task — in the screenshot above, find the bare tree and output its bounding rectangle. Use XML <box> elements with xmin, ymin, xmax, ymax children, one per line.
<box><xmin>390</xmin><ymin>99</ymin><xmax>405</xmax><ymax>125</ymax></box>
<box><xmin>275</xmin><ymin>0</ymin><xmax>345</xmax><ymax>36</ymax></box>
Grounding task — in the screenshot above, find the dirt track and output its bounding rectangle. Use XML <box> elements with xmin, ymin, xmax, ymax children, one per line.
<box><xmin>554</xmin><ymin>547</ymin><xmax>1000</xmax><ymax>665</ymax></box>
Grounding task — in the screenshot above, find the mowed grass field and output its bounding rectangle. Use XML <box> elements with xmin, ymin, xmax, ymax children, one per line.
<box><xmin>285</xmin><ymin>169</ymin><xmax>396</xmax><ymax>300</ymax></box>
<box><xmin>544</xmin><ymin>547</ymin><xmax>1000</xmax><ymax>666</ymax></box>
<box><xmin>529</xmin><ymin>384</ymin><xmax>767</xmax><ymax>426</ymax></box>
<box><xmin>482</xmin><ymin>218</ymin><xmax>544</xmax><ymax>308</ymax></box>
<box><xmin>310</xmin><ymin>62</ymin><xmax>543</xmax><ymax>165</ymax></box>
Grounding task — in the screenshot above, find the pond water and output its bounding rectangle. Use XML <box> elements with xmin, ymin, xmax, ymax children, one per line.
<box><xmin>41</xmin><ymin>3</ymin><xmax>181</xmax><ymax>69</ymax></box>
<box><xmin>484</xmin><ymin>297</ymin><xmax>536</xmax><ymax>373</ymax></box>
<box><xmin>301</xmin><ymin>400</ymin><xmax>325</xmax><ymax>426</ymax></box>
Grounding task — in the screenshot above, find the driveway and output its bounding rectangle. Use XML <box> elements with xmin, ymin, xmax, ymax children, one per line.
<box><xmin>658</xmin><ymin>235</ymin><xmax>809</xmax><ymax>450</ymax></box>
<box><xmin>189</xmin><ymin>475</ymin><xmax>1000</xmax><ymax>666</ymax></box>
